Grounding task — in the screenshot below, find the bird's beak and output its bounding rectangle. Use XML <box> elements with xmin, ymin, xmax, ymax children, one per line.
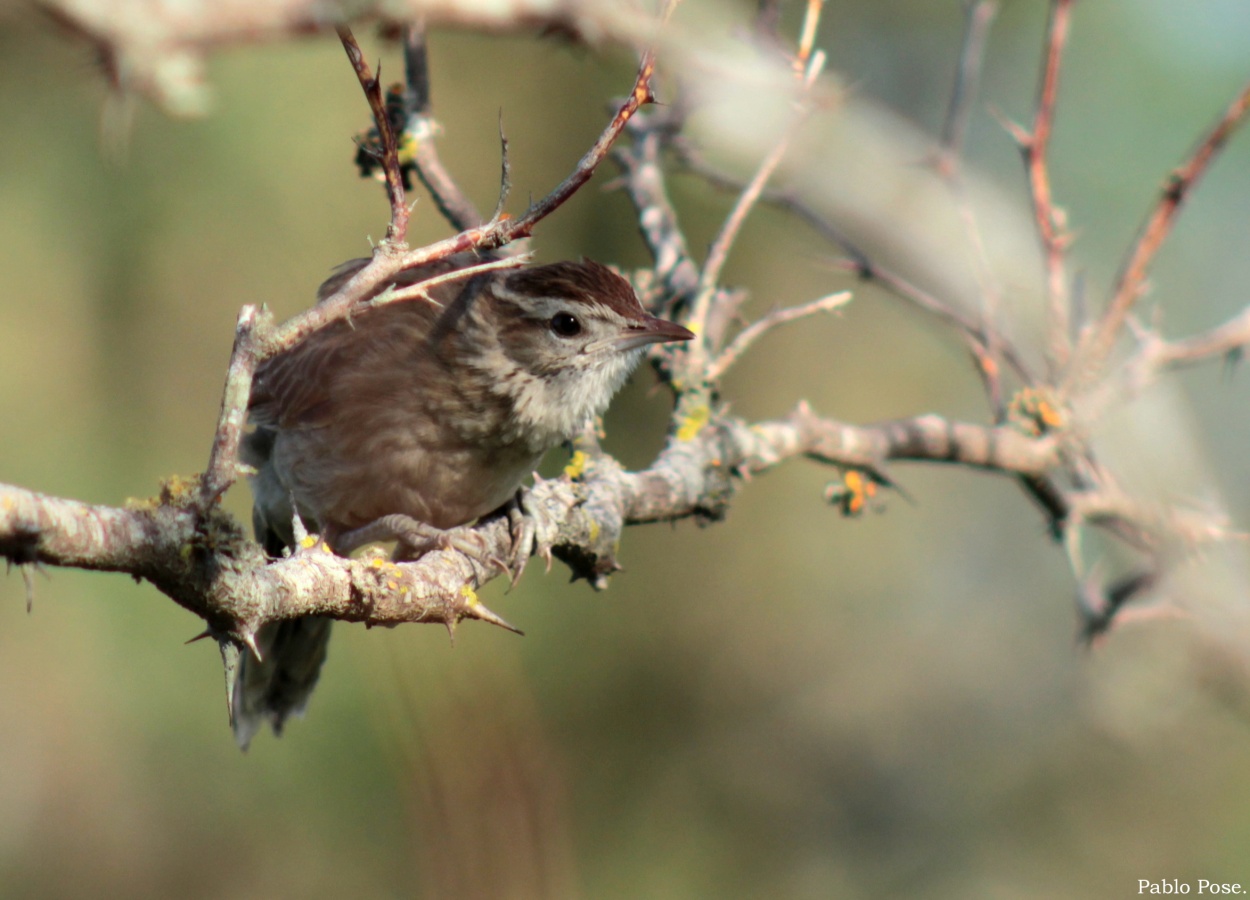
<box><xmin>613</xmin><ymin>315</ymin><xmax>696</xmax><ymax>352</ymax></box>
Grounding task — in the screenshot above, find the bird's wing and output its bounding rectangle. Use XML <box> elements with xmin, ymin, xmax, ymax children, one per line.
<box><xmin>248</xmin><ymin>255</ymin><xmax>482</xmax><ymax>429</ymax></box>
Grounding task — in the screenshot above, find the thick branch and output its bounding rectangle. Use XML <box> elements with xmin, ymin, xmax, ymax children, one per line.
<box><xmin>2</xmin><ymin>406</ymin><xmax>1065</xmax><ymax>635</ymax></box>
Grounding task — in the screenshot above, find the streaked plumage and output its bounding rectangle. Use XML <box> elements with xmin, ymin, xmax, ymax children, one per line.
<box><xmin>232</xmin><ymin>256</ymin><xmax>693</xmax><ymax>747</ymax></box>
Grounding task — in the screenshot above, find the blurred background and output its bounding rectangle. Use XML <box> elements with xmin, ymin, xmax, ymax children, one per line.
<box><xmin>3</xmin><ymin>1</ymin><xmax>1250</xmax><ymax>897</ymax></box>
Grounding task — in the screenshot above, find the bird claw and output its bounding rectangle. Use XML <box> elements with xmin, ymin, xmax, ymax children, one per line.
<box><xmin>336</xmin><ymin>514</ymin><xmax>510</xmax><ymax>580</ymax></box>
<box><xmin>505</xmin><ymin>489</ymin><xmax>556</xmax><ymax>589</ymax></box>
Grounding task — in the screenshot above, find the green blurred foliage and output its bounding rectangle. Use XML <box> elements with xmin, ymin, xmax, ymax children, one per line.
<box><xmin>2</xmin><ymin>2</ymin><xmax>1250</xmax><ymax>897</ymax></box>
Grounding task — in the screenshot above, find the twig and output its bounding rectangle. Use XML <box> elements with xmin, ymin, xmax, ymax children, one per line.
<box><xmin>1151</xmin><ymin>305</ymin><xmax>1250</xmax><ymax>370</ymax></box>
<box><xmin>338</xmin><ymin>26</ymin><xmax>410</xmax><ymax>245</ymax></box>
<box><xmin>612</xmin><ymin>109</ymin><xmax>701</xmax><ymax>310</ymax></box>
<box><xmin>687</xmin><ymin>50</ymin><xmax>824</xmax><ymax>360</ymax></box>
<box><xmin>936</xmin><ymin>0</ymin><xmax>998</xmax><ymax>178</ymax></box>
<box><xmin>199</xmin><ymin>305</ymin><xmax>263</xmax><ymax>509</ymax></box>
<box><xmin>677</xmin><ymin>145</ymin><xmax>1036</xmax><ymax>385</ymax></box>
<box><xmin>492</xmin><ymin>113</ymin><xmax>512</xmax><ymax>222</ymax></box>
<box><xmin>499</xmin><ymin>44</ymin><xmax>659</xmax><ymax>243</ymax></box>
<box><xmin>365</xmin><ymin>255</ymin><xmax>531</xmax><ymax>310</ymax></box>
<box><xmin>794</xmin><ymin>0</ymin><xmax>824</xmax><ymax>75</ymax></box>
<box><xmin>192</xmin><ymin>29</ymin><xmax>664</xmax><ymax>525</ymax></box>
<box><xmin>1077</xmin><ymin>568</ymin><xmax>1159</xmax><ymax>646</ymax></box>
<box><xmin>1100</xmin><ymin>304</ymin><xmax>1250</xmax><ymax>409</ymax></box>
<box><xmin>931</xmin><ymin>2</ymin><xmax>1004</xmax><ymax>415</ymax></box>
<box><xmin>947</xmin><ymin>190</ymin><xmax>1008</xmax><ymax>418</ymax></box>
<box><xmin>1076</xmin><ymin>78</ymin><xmax>1250</xmax><ymax>385</ymax></box>
<box><xmin>708</xmin><ymin>291</ymin><xmax>850</xmax><ymax>382</ymax></box>
<box><xmin>1006</xmin><ymin>0</ymin><xmax>1073</xmax><ymax>375</ymax></box>
<box><xmin>401</xmin><ymin>21</ymin><xmax>485</xmax><ymax>231</ymax></box>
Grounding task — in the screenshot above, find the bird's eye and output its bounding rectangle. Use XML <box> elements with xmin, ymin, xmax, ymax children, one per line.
<box><xmin>549</xmin><ymin>312</ymin><xmax>582</xmax><ymax>337</ymax></box>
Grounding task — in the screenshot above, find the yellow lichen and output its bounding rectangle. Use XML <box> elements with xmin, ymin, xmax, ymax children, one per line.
<box><xmin>564</xmin><ymin>450</ymin><xmax>589</xmax><ymax>479</ymax></box>
<box><xmin>1009</xmin><ymin>387</ymin><xmax>1066</xmax><ymax>437</ymax></box>
<box><xmin>676</xmin><ymin>403</ymin><xmax>710</xmax><ymax>442</ymax></box>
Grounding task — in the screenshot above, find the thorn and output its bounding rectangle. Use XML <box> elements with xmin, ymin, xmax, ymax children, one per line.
<box><xmin>467</xmin><ymin>600</ymin><xmax>525</xmax><ymax>636</ymax></box>
<box><xmin>22</xmin><ymin>563</ymin><xmax>35</xmax><ymax>613</ymax></box>
<box><xmin>241</xmin><ymin>629</ymin><xmax>263</xmax><ymax>662</ymax></box>
<box><xmin>185</xmin><ymin>628</ymin><xmax>214</xmax><ymax>645</ymax></box>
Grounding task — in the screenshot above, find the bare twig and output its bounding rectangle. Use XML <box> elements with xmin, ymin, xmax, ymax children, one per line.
<box><xmin>191</xmin><ymin>27</ymin><xmax>664</xmax><ymax>535</ymax></box>
<box><xmin>1098</xmin><ymin>304</ymin><xmax>1250</xmax><ymax>408</ymax></box>
<box><xmin>612</xmin><ymin>109</ymin><xmax>701</xmax><ymax>311</ymax></box>
<box><xmin>794</xmin><ymin>0</ymin><xmax>824</xmax><ymax>75</ymax></box>
<box><xmin>338</xmin><ymin>26</ymin><xmax>410</xmax><ymax>245</ymax></box>
<box><xmin>365</xmin><ymin>255</ymin><xmax>531</xmax><ymax>310</ymax></box>
<box><xmin>936</xmin><ymin>0</ymin><xmax>998</xmax><ymax>178</ymax></box>
<box><xmin>687</xmin><ymin>50</ymin><xmax>825</xmax><ymax>362</ymax></box>
<box><xmin>401</xmin><ymin>21</ymin><xmax>485</xmax><ymax>231</ymax></box>
<box><xmin>948</xmin><ymin>192</ymin><xmax>1009</xmax><ymax>417</ymax></box>
<box><xmin>492</xmin><ymin>114</ymin><xmax>512</xmax><ymax>223</ymax></box>
<box><xmin>933</xmin><ymin>1</ymin><xmax>1005</xmax><ymax>416</ymax></box>
<box><xmin>1076</xmin><ymin>78</ymin><xmax>1250</xmax><ymax>385</ymax></box>
<box><xmin>500</xmin><ymin>44</ymin><xmax>659</xmax><ymax>242</ymax></box>
<box><xmin>198</xmin><ymin>305</ymin><xmax>263</xmax><ymax>509</ymax></box>
<box><xmin>258</xmin><ymin>34</ymin><xmax>663</xmax><ymax>359</ymax></box>
<box><xmin>1006</xmin><ymin>0</ymin><xmax>1073</xmax><ymax>375</ymax></box>
<box><xmin>708</xmin><ymin>291</ymin><xmax>850</xmax><ymax>382</ymax></box>
<box><xmin>1149</xmin><ymin>305</ymin><xmax>1250</xmax><ymax>370</ymax></box>
<box><xmin>677</xmin><ymin>146</ymin><xmax>1036</xmax><ymax>385</ymax></box>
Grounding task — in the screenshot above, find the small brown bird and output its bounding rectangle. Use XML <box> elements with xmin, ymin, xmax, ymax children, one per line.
<box><xmin>232</xmin><ymin>255</ymin><xmax>694</xmax><ymax>747</ymax></box>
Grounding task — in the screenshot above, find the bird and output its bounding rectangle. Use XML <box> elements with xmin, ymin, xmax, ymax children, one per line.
<box><xmin>231</xmin><ymin>254</ymin><xmax>694</xmax><ymax>747</ymax></box>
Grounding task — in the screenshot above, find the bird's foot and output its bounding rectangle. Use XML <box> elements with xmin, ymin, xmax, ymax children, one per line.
<box><xmin>335</xmin><ymin>514</ymin><xmax>509</xmax><ymax>576</ymax></box>
<box><xmin>503</xmin><ymin>484</ymin><xmax>557</xmax><ymax>589</ymax></box>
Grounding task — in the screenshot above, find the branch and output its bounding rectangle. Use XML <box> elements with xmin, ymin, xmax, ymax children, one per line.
<box><xmin>188</xmin><ymin>36</ymin><xmax>663</xmax><ymax>512</ymax></box>
<box><xmin>339</xmin><ymin>26</ymin><xmax>410</xmax><ymax>245</ymax></box>
<box><xmin>198</xmin><ymin>305</ymin><xmax>265</xmax><ymax>509</ymax></box>
<box><xmin>1004</xmin><ymin>0</ymin><xmax>1073</xmax><ymax>374</ymax></box>
<box><xmin>611</xmin><ymin>108</ymin><xmax>701</xmax><ymax>313</ymax></box>
<box><xmin>936</xmin><ymin>0</ymin><xmax>998</xmax><ymax>178</ymax></box>
<box><xmin>1111</xmin><ymin>303</ymin><xmax>1250</xmax><ymax>401</ymax></box>
<box><xmin>400</xmin><ymin>21</ymin><xmax>486</xmax><ymax>231</ymax></box>
<box><xmin>676</xmin><ymin>146</ymin><xmax>1036</xmax><ymax>386</ymax></box>
<box><xmin>707</xmin><ymin>291</ymin><xmax>850</xmax><ymax>382</ymax></box>
<box><xmin>1075</xmin><ymin>78</ymin><xmax>1250</xmax><ymax>384</ymax></box>
<box><xmin>686</xmin><ymin>46</ymin><xmax>825</xmax><ymax>363</ymax></box>
<box><xmin>2</xmin><ymin>405</ymin><xmax>1067</xmax><ymax>634</ymax></box>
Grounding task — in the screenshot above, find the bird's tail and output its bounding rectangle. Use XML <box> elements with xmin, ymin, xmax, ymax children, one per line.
<box><xmin>231</xmin><ymin>425</ymin><xmax>334</xmax><ymax>750</ymax></box>
<box><xmin>230</xmin><ymin>616</ymin><xmax>334</xmax><ymax>750</ymax></box>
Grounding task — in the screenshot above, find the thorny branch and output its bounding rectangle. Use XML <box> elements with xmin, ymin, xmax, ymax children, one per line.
<box><xmin>1027</xmin><ymin>0</ymin><xmax>1073</xmax><ymax>375</ymax></box>
<box><xmin>339</xmin><ymin>27</ymin><xmax>411</xmax><ymax>245</ymax></box>
<box><xmin>1075</xmin><ymin>78</ymin><xmax>1250</xmax><ymax>387</ymax></box>
<box><xmin>399</xmin><ymin>21</ymin><xmax>486</xmax><ymax>231</ymax></box>
<box><xmin>5</xmin><ymin>2</ymin><xmax>1250</xmax><ymax>691</ymax></box>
